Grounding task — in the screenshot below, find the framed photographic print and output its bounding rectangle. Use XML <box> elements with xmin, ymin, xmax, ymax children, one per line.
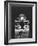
<box><xmin>4</xmin><ymin>1</ymin><xmax>37</xmax><ymax>45</ymax></box>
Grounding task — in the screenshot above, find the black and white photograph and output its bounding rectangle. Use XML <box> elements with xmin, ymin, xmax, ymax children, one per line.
<box><xmin>4</xmin><ymin>1</ymin><xmax>37</xmax><ymax>45</ymax></box>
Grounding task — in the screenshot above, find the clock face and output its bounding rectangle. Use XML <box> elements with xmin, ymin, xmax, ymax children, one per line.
<box><xmin>14</xmin><ymin>14</ymin><xmax>30</xmax><ymax>38</ymax></box>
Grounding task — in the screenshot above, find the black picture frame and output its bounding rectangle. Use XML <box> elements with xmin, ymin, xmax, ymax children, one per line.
<box><xmin>4</xmin><ymin>1</ymin><xmax>37</xmax><ymax>45</ymax></box>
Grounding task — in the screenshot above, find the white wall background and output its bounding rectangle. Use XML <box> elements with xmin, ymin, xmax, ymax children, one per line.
<box><xmin>0</xmin><ymin>0</ymin><xmax>38</xmax><ymax>46</ymax></box>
